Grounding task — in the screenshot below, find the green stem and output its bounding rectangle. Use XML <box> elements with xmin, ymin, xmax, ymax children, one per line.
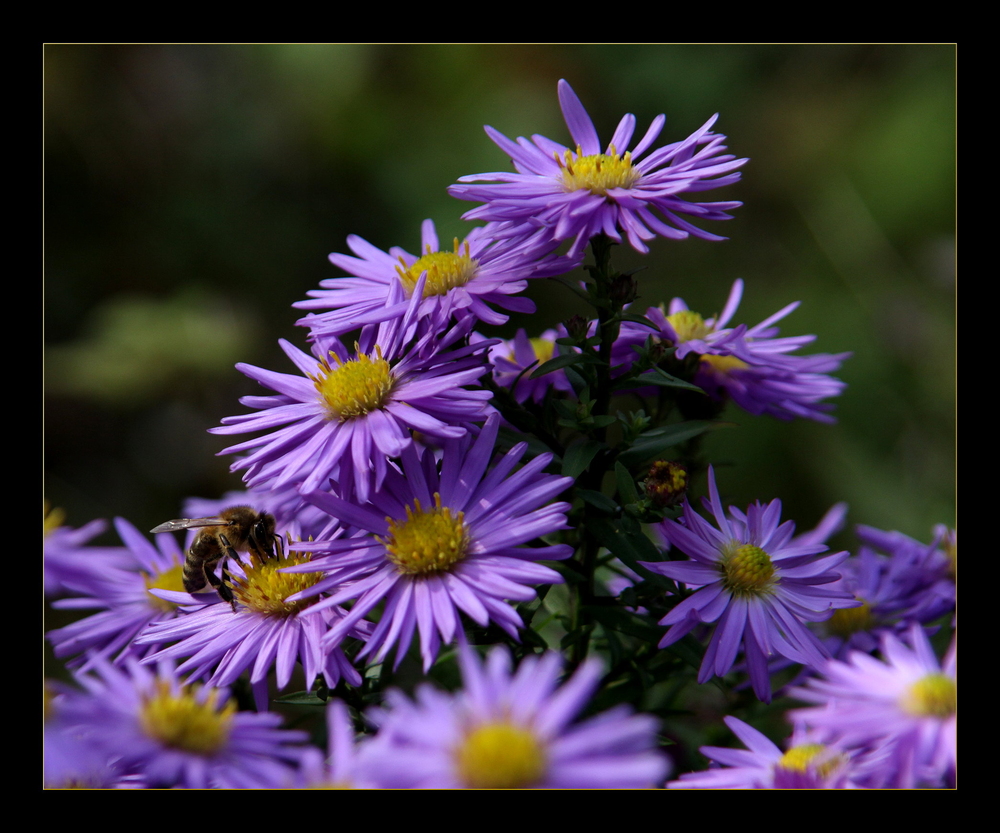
<box><xmin>570</xmin><ymin>234</ymin><xmax>627</xmax><ymax>667</ymax></box>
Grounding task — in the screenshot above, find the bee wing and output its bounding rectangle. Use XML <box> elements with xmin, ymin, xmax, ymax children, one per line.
<box><xmin>149</xmin><ymin>517</ymin><xmax>231</xmax><ymax>534</ymax></box>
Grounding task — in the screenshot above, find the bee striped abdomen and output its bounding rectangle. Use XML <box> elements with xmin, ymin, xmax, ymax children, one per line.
<box><xmin>182</xmin><ymin>532</ymin><xmax>228</xmax><ymax>593</ymax></box>
<box><xmin>182</xmin><ymin>553</ymin><xmax>209</xmax><ymax>592</ymax></box>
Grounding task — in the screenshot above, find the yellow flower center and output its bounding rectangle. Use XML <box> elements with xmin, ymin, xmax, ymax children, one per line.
<box><xmin>700</xmin><ymin>354</ymin><xmax>749</xmax><ymax>374</ymax></box>
<box><xmin>940</xmin><ymin>528</ymin><xmax>956</xmax><ymax>580</ymax></box>
<box><xmin>396</xmin><ymin>240</ymin><xmax>478</xmax><ymax>297</ymax></box>
<box><xmin>49</xmin><ymin>778</ymin><xmax>106</xmax><ymax>789</ymax></box>
<box><xmin>666</xmin><ymin>310</ymin><xmax>712</xmax><ymax>342</ymax></box>
<box><xmin>645</xmin><ymin>460</ymin><xmax>688</xmax><ymax>507</ymax></box>
<box><xmin>720</xmin><ymin>542</ymin><xmax>775</xmax><ymax>596</ymax></box>
<box><xmin>528</xmin><ymin>338</ymin><xmax>555</xmax><ymax>364</ymax></box>
<box><xmin>559</xmin><ymin>145</ymin><xmax>640</xmax><ymax>196</ymax></box>
<box><xmin>312</xmin><ymin>346</ymin><xmax>394</xmax><ymax>421</ymax></box>
<box><xmin>139</xmin><ymin>680</ymin><xmax>235</xmax><ymax>755</ymax></box>
<box><xmin>380</xmin><ymin>493</ymin><xmax>469</xmax><ymax>576</ymax></box>
<box><xmin>778</xmin><ymin>744</ymin><xmax>844</xmax><ymax>778</ymax></box>
<box><xmin>44</xmin><ymin>502</ymin><xmax>66</xmax><ymax>537</ymax></box>
<box><xmin>901</xmin><ymin>673</ymin><xmax>956</xmax><ymax>719</ymax></box>
<box><xmin>455</xmin><ymin>721</ymin><xmax>547</xmax><ymax>789</ymax></box>
<box><xmin>231</xmin><ymin>542</ymin><xmax>322</xmax><ymax>617</ymax></box>
<box><xmin>143</xmin><ymin>561</ymin><xmax>187</xmax><ymax>613</ymax></box>
<box><xmin>825</xmin><ymin>600</ymin><xmax>875</xmax><ymax>638</ymax></box>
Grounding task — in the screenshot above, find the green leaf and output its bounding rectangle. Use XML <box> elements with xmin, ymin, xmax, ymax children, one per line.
<box><xmin>519</xmin><ymin>626</ymin><xmax>551</xmax><ymax>651</ymax></box>
<box><xmin>497</xmin><ymin>426</ymin><xmax>557</xmax><ymax>462</ymax></box>
<box><xmin>542</xmin><ymin>582</ymin><xmax>572</xmax><ymax>617</ymax></box>
<box><xmin>273</xmin><ymin>690</ymin><xmax>328</xmax><ymax>706</ymax></box>
<box><xmin>560</xmin><ymin>625</ymin><xmax>593</xmax><ymax>652</ymax></box>
<box><xmin>546</xmin><ymin>561</ymin><xmax>588</xmax><ymax>583</ymax></box>
<box><xmin>556</xmin><ymin>335</ymin><xmax>601</xmax><ymax>349</ymax></box>
<box><xmin>550</xmin><ymin>276</ymin><xmax>597</xmax><ymax>305</ymax></box>
<box><xmin>551</xmin><ymin>398</ymin><xmax>579</xmax><ymax>419</ymax></box>
<box><xmin>576</xmin><ymin>488</ymin><xmax>618</xmax><ymax>515</ymax></box>
<box><xmin>618</xmin><ymin>420</ymin><xmax>721</xmax><ymax>468</ymax></box>
<box><xmin>634</xmin><ymin>367</ymin><xmax>705</xmax><ymax>392</ymax></box>
<box><xmin>586</xmin><ymin>517</ymin><xmax>671</xmax><ymax>586</ymax></box>
<box><xmin>585</xmin><ymin>604</ymin><xmax>665</xmax><ymax>642</ymax></box>
<box><xmin>529</xmin><ymin>350</ymin><xmax>603</xmax><ymax>379</ymax></box>
<box><xmin>615</xmin><ymin>461</ymin><xmax>639</xmax><ymax>505</ymax></box>
<box><xmin>562</xmin><ymin>439</ymin><xmax>605</xmax><ymax>478</ymax></box>
<box><xmin>620</xmin><ymin>311</ymin><xmax>658</xmax><ymax>326</ymax></box>
<box><xmin>665</xmin><ymin>633</ymin><xmax>707</xmax><ymax>673</ymax></box>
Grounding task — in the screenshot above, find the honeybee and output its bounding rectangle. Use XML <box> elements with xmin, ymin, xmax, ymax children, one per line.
<box><xmin>150</xmin><ymin>506</ymin><xmax>278</xmax><ymax>610</ymax></box>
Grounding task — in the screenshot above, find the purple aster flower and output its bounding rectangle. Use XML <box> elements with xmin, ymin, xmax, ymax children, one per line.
<box><xmin>359</xmin><ymin>643</ymin><xmax>669</xmax><ymax>788</ymax></box>
<box><xmin>47</xmin><ymin>517</ymin><xmax>190</xmax><ymax>670</ymax></box>
<box><xmin>618</xmin><ymin>279</ymin><xmax>851</xmax><ymax>422</ymax></box>
<box><xmin>847</xmin><ymin>524</ymin><xmax>955</xmax><ymax>626</ymax></box>
<box><xmin>134</xmin><ymin>532</ymin><xmax>367</xmax><ymax>711</ymax></box>
<box><xmin>789</xmin><ymin>623</ymin><xmax>956</xmax><ymax>789</ymax></box>
<box><xmin>295</xmin><ymin>218</ymin><xmax>576</xmax><ymax>340</ymax></box>
<box><xmin>667</xmin><ymin>715</ymin><xmax>878</xmax><ymax>789</ymax></box>
<box><xmin>45</xmin><ymin>682</ymin><xmax>125</xmax><ymax>788</ymax></box>
<box><xmin>485</xmin><ymin>327</ymin><xmax>574</xmax><ymax>404</ymax></box>
<box><xmin>449</xmin><ymin>79</ymin><xmax>747</xmax><ymax>258</ymax></box>
<box><xmin>286</xmin><ymin>413</ymin><xmax>574</xmax><ymax>671</ymax></box>
<box><xmin>298</xmin><ymin>699</ymin><xmax>375</xmax><ymax>788</ymax></box>
<box><xmin>44</xmin><ymin>507</ymin><xmax>134</xmax><ymax>597</ymax></box>
<box><xmin>211</xmin><ymin>287</ymin><xmax>495</xmax><ymax>501</ymax></box>
<box><xmin>808</xmin><ymin>532</ymin><xmax>952</xmax><ymax>661</ymax></box>
<box><xmin>639</xmin><ymin>467</ymin><xmax>858</xmax><ymax>702</ymax></box>
<box><xmin>59</xmin><ymin>658</ymin><xmax>308</xmax><ymax>788</ymax></box>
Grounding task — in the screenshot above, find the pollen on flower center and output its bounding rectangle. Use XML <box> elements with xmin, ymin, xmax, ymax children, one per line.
<box><xmin>940</xmin><ymin>528</ymin><xmax>957</xmax><ymax>580</ymax></box>
<box><xmin>666</xmin><ymin>309</ymin><xmax>712</xmax><ymax>342</ymax></box>
<box><xmin>312</xmin><ymin>346</ymin><xmax>394</xmax><ymax>421</ymax></box>
<box><xmin>720</xmin><ymin>542</ymin><xmax>775</xmax><ymax>596</ymax></box>
<box><xmin>700</xmin><ymin>354</ymin><xmax>749</xmax><ymax>374</ymax></box>
<box><xmin>397</xmin><ymin>240</ymin><xmax>478</xmax><ymax>297</ymax></box>
<box><xmin>455</xmin><ymin>721</ymin><xmax>547</xmax><ymax>789</ymax></box>
<box><xmin>901</xmin><ymin>673</ymin><xmax>957</xmax><ymax>718</ymax></box>
<box><xmin>44</xmin><ymin>503</ymin><xmax>66</xmax><ymax>537</ymax></box>
<box><xmin>825</xmin><ymin>599</ymin><xmax>875</xmax><ymax>638</ymax></box>
<box><xmin>231</xmin><ymin>543</ymin><xmax>321</xmax><ymax>617</ymax></box>
<box><xmin>380</xmin><ymin>493</ymin><xmax>469</xmax><ymax>576</ymax></box>
<box><xmin>528</xmin><ymin>337</ymin><xmax>555</xmax><ymax>363</ymax></box>
<box><xmin>559</xmin><ymin>145</ymin><xmax>640</xmax><ymax>196</ymax></box>
<box><xmin>139</xmin><ymin>679</ymin><xmax>235</xmax><ymax>755</ymax></box>
<box><xmin>143</xmin><ymin>562</ymin><xmax>187</xmax><ymax>613</ymax></box>
<box><xmin>778</xmin><ymin>744</ymin><xmax>844</xmax><ymax>778</ymax></box>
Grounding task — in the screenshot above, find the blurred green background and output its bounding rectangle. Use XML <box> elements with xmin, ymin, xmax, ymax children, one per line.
<box><xmin>44</xmin><ymin>44</ymin><xmax>955</xmax><ymax>549</ymax></box>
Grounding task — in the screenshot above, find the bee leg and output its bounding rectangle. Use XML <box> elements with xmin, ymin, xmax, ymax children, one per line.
<box><xmin>201</xmin><ymin>559</ymin><xmax>235</xmax><ymax>609</ymax></box>
<box><xmin>250</xmin><ymin>521</ymin><xmax>277</xmax><ymax>563</ymax></box>
<box><xmin>214</xmin><ymin>533</ymin><xmax>240</xmax><ymax>613</ymax></box>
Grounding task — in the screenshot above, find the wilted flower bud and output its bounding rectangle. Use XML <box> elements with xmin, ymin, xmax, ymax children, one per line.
<box><xmin>563</xmin><ymin>314</ymin><xmax>589</xmax><ymax>342</ymax></box>
<box><xmin>610</xmin><ymin>273</ymin><xmax>638</xmax><ymax>305</ymax></box>
<box><xmin>645</xmin><ymin>460</ymin><xmax>688</xmax><ymax>507</ymax></box>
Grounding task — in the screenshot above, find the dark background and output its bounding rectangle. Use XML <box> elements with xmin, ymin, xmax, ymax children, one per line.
<box><xmin>44</xmin><ymin>44</ymin><xmax>955</xmax><ymax>551</ymax></box>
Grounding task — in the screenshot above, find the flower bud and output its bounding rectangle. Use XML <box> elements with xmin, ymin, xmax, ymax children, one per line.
<box><xmin>644</xmin><ymin>461</ymin><xmax>688</xmax><ymax>507</ymax></box>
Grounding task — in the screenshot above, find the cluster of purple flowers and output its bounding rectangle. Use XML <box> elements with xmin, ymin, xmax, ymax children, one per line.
<box><xmin>46</xmin><ymin>646</ymin><xmax>668</xmax><ymax>789</ymax></box>
<box><xmin>47</xmin><ymin>658</ymin><xmax>308</xmax><ymax>788</ymax></box>
<box><xmin>45</xmin><ymin>79</ymin><xmax>953</xmax><ymax>789</ymax></box>
<box><xmin>667</xmin><ymin>624</ymin><xmax>955</xmax><ymax>789</ymax></box>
